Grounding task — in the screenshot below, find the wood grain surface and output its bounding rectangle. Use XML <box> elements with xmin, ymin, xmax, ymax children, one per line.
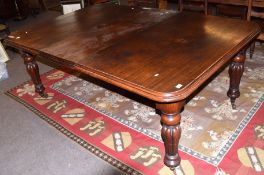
<box><xmin>4</xmin><ymin>4</ymin><xmax>260</xmax><ymax>102</ymax></box>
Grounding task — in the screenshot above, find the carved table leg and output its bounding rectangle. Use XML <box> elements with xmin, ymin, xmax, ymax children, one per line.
<box><xmin>21</xmin><ymin>52</ymin><xmax>47</xmax><ymax>97</ymax></box>
<box><xmin>227</xmin><ymin>50</ymin><xmax>246</xmax><ymax>109</ymax></box>
<box><xmin>156</xmin><ymin>101</ymin><xmax>185</xmax><ymax>170</ymax></box>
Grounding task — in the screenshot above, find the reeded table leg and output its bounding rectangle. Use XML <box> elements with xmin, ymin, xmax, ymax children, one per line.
<box><xmin>156</xmin><ymin>101</ymin><xmax>185</xmax><ymax>170</ymax></box>
<box><xmin>227</xmin><ymin>50</ymin><xmax>246</xmax><ymax>109</ymax></box>
<box><xmin>21</xmin><ymin>52</ymin><xmax>47</xmax><ymax>97</ymax></box>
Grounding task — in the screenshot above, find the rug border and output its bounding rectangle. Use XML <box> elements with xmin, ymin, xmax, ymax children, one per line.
<box><xmin>5</xmin><ymin>91</ymin><xmax>143</xmax><ymax>175</ymax></box>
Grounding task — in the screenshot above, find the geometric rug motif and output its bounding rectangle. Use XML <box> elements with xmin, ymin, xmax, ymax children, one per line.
<box><xmin>50</xmin><ymin>45</ymin><xmax>264</xmax><ymax>166</ymax></box>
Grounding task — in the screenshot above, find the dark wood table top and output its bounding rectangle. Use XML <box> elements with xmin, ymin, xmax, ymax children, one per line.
<box><xmin>4</xmin><ymin>4</ymin><xmax>260</xmax><ymax>102</ymax></box>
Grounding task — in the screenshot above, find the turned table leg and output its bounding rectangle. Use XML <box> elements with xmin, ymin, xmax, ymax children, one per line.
<box><xmin>21</xmin><ymin>52</ymin><xmax>47</xmax><ymax>97</ymax></box>
<box><xmin>156</xmin><ymin>101</ymin><xmax>185</xmax><ymax>170</ymax></box>
<box><xmin>227</xmin><ymin>50</ymin><xmax>246</xmax><ymax>109</ymax></box>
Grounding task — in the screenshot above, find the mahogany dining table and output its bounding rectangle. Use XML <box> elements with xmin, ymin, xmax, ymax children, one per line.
<box><xmin>4</xmin><ymin>4</ymin><xmax>260</xmax><ymax>171</ymax></box>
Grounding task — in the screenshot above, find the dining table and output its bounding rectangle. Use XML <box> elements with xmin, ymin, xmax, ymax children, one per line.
<box><xmin>3</xmin><ymin>4</ymin><xmax>261</xmax><ymax>171</ymax></box>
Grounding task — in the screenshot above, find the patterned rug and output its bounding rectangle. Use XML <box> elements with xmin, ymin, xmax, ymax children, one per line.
<box><xmin>6</xmin><ymin>45</ymin><xmax>264</xmax><ymax>175</ymax></box>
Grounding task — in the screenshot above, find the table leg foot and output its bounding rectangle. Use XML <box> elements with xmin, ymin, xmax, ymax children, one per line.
<box><xmin>22</xmin><ymin>52</ymin><xmax>47</xmax><ymax>97</ymax></box>
<box><xmin>227</xmin><ymin>50</ymin><xmax>246</xmax><ymax>110</ymax></box>
<box><xmin>156</xmin><ymin>101</ymin><xmax>185</xmax><ymax>170</ymax></box>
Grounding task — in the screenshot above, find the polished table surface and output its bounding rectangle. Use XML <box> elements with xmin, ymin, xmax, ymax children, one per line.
<box><xmin>4</xmin><ymin>4</ymin><xmax>260</xmax><ymax>102</ymax></box>
<box><xmin>4</xmin><ymin>4</ymin><xmax>261</xmax><ymax>170</ymax></box>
